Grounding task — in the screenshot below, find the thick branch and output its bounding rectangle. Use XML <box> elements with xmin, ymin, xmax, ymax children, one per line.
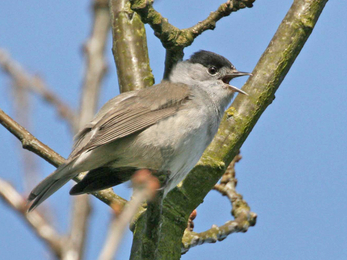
<box><xmin>169</xmin><ymin>0</ymin><xmax>328</xmax><ymax>216</ymax></box>
<box><xmin>127</xmin><ymin>1</ymin><xmax>329</xmax><ymax>259</ymax></box>
<box><xmin>129</xmin><ymin>0</ymin><xmax>255</xmax><ymax>77</ymax></box>
<box><xmin>130</xmin><ymin>172</ymin><xmax>179</xmax><ymax>260</ymax></box>
<box><xmin>0</xmin><ymin>49</ymin><xmax>76</xmax><ymax>128</ymax></box>
<box><xmin>0</xmin><ymin>178</ymin><xmax>63</xmax><ymax>258</ymax></box>
<box><xmin>131</xmin><ymin>189</ymin><xmax>164</xmax><ymax>260</ymax></box>
<box><xmin>109</xmin><ymin>0</ymin><xmax>154</xmax><ymax>92</ymax></box>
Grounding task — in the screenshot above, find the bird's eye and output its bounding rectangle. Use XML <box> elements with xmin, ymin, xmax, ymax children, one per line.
<box><xmin>208</xmin><ymin>66</ymin><xmax>218</xmax><ymax>75</ymax></box>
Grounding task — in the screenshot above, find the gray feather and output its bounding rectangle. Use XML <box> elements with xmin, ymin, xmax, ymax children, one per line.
<box><xmin>71</xmin><ymin>82</ymin><xmax>191</xmax><ymax>157</ymax></box>
<box><xmin>27</xmin><ymin>50</ymin><xmax>249</xmax><ymax>211</ymax></box>
<box><xmin>28</xmin><ymin>81</ymin><xmax>191</xmax><ymax>210</ymax></box>
<box><xmin>28</xmin><ymin>162</ymin><xmax>77</xmax><ymax>211</ymax></box>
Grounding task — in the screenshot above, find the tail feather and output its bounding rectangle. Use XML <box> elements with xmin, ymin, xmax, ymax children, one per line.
<box><xmin>69</xmin><ymin>167</ymin><xmax>136</xmax><ymax>195</ymax></box>
<box><xmin>28</xmin><ymin>163</ymin><xmax>76</xmax><ymax>211</ymax></box>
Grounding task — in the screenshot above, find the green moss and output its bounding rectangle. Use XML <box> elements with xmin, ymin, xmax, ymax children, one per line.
<box><xmin>226</xmin><ymin>106</ymin><xmax>236</xmax><ymax>117</ymax></box>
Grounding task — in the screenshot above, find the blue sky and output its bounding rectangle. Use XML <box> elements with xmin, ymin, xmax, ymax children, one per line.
<box><xmin>1</xmin><ymin>0</ymin><xmax>346</xmax><ymax>259</ymax></box>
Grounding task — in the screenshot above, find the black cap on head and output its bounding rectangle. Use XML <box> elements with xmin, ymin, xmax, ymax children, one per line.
<box><xmin>189</xmin><ymin>50</ymin><xmax>234</xmax><ymax>70</ymax></box>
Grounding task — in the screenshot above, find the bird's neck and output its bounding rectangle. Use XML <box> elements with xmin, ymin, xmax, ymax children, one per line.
<box><xmin>198</xmin><ymin>81</ymin><xmax>234</xmax><ymax>113</ymax></box>
<box><xmin>169</xmin><ymin>61</ymin><xmax>199</xmax><ymax>86</ymax></box>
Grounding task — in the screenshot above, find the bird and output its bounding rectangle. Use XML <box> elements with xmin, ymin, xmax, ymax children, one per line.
<box><xmin>27</xmin><ymin>50</ymin><xmax>251</xmax><ymax>211</ymax></box>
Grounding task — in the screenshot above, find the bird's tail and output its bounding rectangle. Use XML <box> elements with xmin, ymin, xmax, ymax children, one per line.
<box><xmin>27</xmin><ymin>163</ymin><xmax>76</xmax><ymax>212</ymax></box>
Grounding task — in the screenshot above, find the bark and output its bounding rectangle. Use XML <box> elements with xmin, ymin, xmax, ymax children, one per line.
<box><xmin>0</xmin><ymin>0</ymin><xmax>329</xmax><ymax>259</ymax></box>
<box><xmin>129</xmin><ymin>0</ymin><xmax>328</xmax><ymax>259</ymax></box>
<box><xmin>129</xmin><ymin>0</ymin><xmax>255</xmax><ymax>78</ymax></box>
<box><xmin>109</xmin><ymin>0</ymin><xmax>154</xmax><ymax>92</ymax></box>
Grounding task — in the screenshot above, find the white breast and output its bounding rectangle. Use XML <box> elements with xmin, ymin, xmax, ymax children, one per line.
<box><xmin>136</xmin><ymin>98</ymin><xmax>220</xmax><ymax>195</ymax></box>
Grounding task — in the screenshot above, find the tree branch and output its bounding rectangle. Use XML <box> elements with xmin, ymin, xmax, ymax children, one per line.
<box><xmin>133</xmin><ymin>187</ymin><xmax>164</xmax><ymax>259</ymax></box>
<box><xmin>0</xmin><ymin>48</ymin><xmax>76</xmax><ymax>128</ymax></box>
<box><xmin>128</xmin><ymin>0</ymin><xmax>328</xmax><ymax>259</ymax></box>
<box><xmin>0</xmin><ymin>108</ymin><xmax>128</xmax><ymax>207</ymax></box>
<box><xmin>0</xmin><ymin>178</ymin><xmax>63</xmax><ymax>258</ymax></box>
<box><xmin>129</xmin><ymin>171</ymin><xmax>175</xmax><ymax>260</ymax></box>
<box><xmin>11</xmin><ymin>79</ymin><xmax>42</xmax><ymax>191</ymax></box>
<box><xmin>187</xmin><ymin>0</ymin><xmax>254</xmax><ymax>38</ymax></box>
<box><xmin>62</xmin><ymin>196</ymin><xmax>92</xmax><ymax>260</ymax></box>
<box><xmin>109</xmin><ymin>0</ymin><xmax>154</xmax><ymax>92</ymax></box>
<box><xmin>181</xmin><ymin>154</ymin><xmax>257</xmax><ymax>254</ymax></box>
<box><xmin>62</xmin><ymin>1</ymin><xmax>111</xmax><ymax>258</ymax></box>
<box><xmin>169</xmin><ymin>0</ymin><xmax>328</xmax><ymax>216</ymax></box>
<box><xmin>129</xmin><ymin>0</ymin><xmax>255</xmax><ymax>78</ymax></box>
<box><xmin>78</xmin><ymin>0</ymin><xmax>110</xmax><ymax>129</ymax></box>
<box><xmin>180</xmin><ymin>0</ymin><xmax>329</xmax><ymax>215</ymax></box>
<box><xmin>0</xmin><ymin>108</ymin><xmax>65</xmax><ymax>167</ymax></box>
<box><xmin>98</xmin><ymin>170</ymin><xmax>159</xmax><ymax>260</ymax></box>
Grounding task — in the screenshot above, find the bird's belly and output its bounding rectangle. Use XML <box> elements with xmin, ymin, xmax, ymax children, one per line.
<box><xmin>162</xmin><ymin>131</ymin><xmax>209</xmax><ymax>193</ymax></box>
<box><xmin>110</xmin><ymin>108</ymin><xmax>217</xmax><ymax>192</ymax></box>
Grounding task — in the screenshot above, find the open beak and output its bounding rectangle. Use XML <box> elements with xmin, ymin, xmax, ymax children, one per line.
<box><xmin>222</xmin><ymin>70</ymin><xmax>252</xmax><ymax>95</ymax></box>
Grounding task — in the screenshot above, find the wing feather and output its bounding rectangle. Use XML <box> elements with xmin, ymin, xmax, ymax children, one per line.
<box><xmin>70</xmin><ymin>82</ymin><xmax>191</xmax><ymax>158</ymax></box>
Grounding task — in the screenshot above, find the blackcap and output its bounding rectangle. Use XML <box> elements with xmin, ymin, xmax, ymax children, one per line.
<box><xmin>28</xmin><ymin>50</ymin><xmax>250</xmax><ymax>211</ymax></box>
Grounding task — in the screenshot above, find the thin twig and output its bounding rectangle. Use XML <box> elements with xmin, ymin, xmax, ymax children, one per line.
<box><xmin>98</xmin><ymin>190</ymin><xmax>147</xmax><ymax>260</ymax></box>
<box><xmin>0</xmin><ymin>108</ymin><xmax>65</xmax><ymax>167</ymax></box>
<box><xmin>62</xmin><ymin>196</ymin><xmax>92</xmax><ymax>260</ymax></box>
<box><xmin>0</xmin><ymin>178</ymin><xmax>63</xmax><ymax>258</ymax></box>
<box><xmin>78</xmin><ymin>0</ymin><xmax>110</xmax><ymax>128</ymax></box>
<box><xmin>187</xmin><ymin>0</ymin><xmax>255</xmax><ymax>38</ymax></box>
<box><xmin>11</xmin><ymin>80</ymin><xmax>56</xmax><ymax>221</ymax></box>
<box><xmin>181</xmin><ymin>154</ymin><xmax>257</xmax><ymax>254</ymax></box>
<box><xmin>98</xmin><ymin>170</ymin><xmax>159</xmax><ymax>260</ymax></box>
<box><xmin>11</xmin><ymin>80</ymin><xmax>41</xmax><ymax>191</ymax></box>
<box><xmin>63</xmin><ymin>1</ymin><xmax>110</xmax><ymax>258</ymax></box>
<box><xmin>0</xmin><ymin>48</ymin><xmax>76</xmax><ymax>128</ymax></box>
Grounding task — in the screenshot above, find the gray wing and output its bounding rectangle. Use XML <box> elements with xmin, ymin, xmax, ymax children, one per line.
<box><xmin>69</xmin><ymin>81</ymin><xmax>191</xmax><ymax>159</ymax></box>
<box><xmin>70</xmin><ymin>91</ymin><xmax>136</xmax><ymax>156</ymax></box>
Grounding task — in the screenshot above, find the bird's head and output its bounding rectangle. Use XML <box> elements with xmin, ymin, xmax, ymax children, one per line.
<box><xmin>169</xmin><ymin>50</ymin><xmax>250</xmax><ymax>95</ymax></box>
